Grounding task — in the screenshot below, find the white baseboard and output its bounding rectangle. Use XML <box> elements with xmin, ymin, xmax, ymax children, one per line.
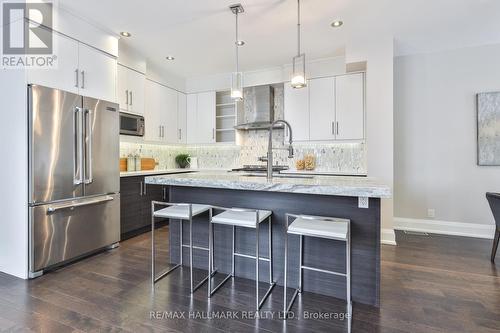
<box><xmin>394</xmin><ymin>217</ymin><xmax>496</xmax><ymax>239</ymax></box>
<box><xmin>381</xmin><ymin>228</ymin><xmax>397</xmax><ymax>245</ymax></box>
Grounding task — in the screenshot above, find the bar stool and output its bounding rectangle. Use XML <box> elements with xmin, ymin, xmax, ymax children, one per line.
<box><xmin>151</xmin><ymin>201</ymin><xmax>213</xmax><ymax>293</ymax></box>
<box><xmin>284</xmin><ymin>214</ymin><xmax>352</xmax><ymax>320</ymax></box>
<box><xmin>208</xmin><ymin>207</ymin><xmax>276</xmax><ymax>310</ymax></box>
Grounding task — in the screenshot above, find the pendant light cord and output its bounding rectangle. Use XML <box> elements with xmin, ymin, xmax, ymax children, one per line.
<box><xmin>297</xmin><ymin>0</ymin><xmax>301</xmax><ymax>56</ymax></box>
<box><xmin>235</xmin><ymin>11</ymin><xmax>239</xmax><ymax>73</ymax></box>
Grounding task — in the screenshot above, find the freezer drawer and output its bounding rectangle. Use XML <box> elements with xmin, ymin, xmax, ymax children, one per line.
<box><xmin>30</xmin><ymin>194</ymin><xmax>120</xmax><ymax>272</ymax></box>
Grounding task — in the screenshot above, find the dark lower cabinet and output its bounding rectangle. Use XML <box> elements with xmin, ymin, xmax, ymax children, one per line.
<box><xmin>120</xmin><ymin>176</ymin><xmax>168</xmax><ymax>240</ymax></box>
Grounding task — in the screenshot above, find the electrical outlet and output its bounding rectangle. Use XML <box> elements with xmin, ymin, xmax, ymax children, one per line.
<box><xmin>427</xmin><ymin>209</ymin><xmax>435</xmax><ymax>218</ymax></box>
<box><xmin>358</xmin><ymin>197</ymin><xmax>369</xmax><ymax>209</ymax></box>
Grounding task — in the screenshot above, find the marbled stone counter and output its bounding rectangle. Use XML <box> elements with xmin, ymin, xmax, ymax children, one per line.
<box><xmin>145</xmin><ymin>171</ymin><xmax>391</xmax><ymax>198</ymax></box>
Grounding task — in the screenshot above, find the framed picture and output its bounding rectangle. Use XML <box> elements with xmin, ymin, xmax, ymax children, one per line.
<box><xmin>477</xmin><ymin>92</ymin><xmax>500</xmax><ymax>165</ymax></box>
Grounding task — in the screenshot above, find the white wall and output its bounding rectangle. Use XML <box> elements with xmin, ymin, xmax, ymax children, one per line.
<box><xmin>394</xmin><ymin>43</ymin><xmax>500</xmax><ymax>230</ymax></box>
<box><xmin>0</xmin><ymin>69</ymin><xmax>28</xmax><ymax>279</ymax></box>
<box><xmin>346</xmin><ymin>37</ymin><xmax>395</xmax><ymax>245</ymax></box>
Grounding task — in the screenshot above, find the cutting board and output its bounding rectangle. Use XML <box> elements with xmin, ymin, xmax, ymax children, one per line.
<box><xmin>141</xmin><ymin>158</ymin><xmax>157</xmax><ymax>170</ymax></box>
<box><xmin>119</xmin><ymin>158</ymin><xmax>127</xmax><ymax>172</ymax></box>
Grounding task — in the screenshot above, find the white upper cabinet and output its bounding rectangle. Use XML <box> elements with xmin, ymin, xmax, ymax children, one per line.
<box><xmin>78</xmin><ymin>43</ymin><xmax>117</xmax><ymax>103</ymax></box>
<box><xmin>335</xmin><ymin>73</ymin><xmax>364</xmax><ymax>140</ymax></box>
<box><xmin>284</xmin><ymin>84</ymin><xmax>310</xmax><ymax>141</ymax></box>
<box><xmin>177</xmin><ymin>92</ymin><xmax>187</xmax><ymax>144</ymax></box>
<box><xmin>186</xmin><ymin>94</ymin><xmax>198</xmax><ymax>144</ymax></box>
<box><xmin>117</xmin><ymin>65</ymin><xmax>128</xmax><ymax>109</ymax></box>
<box><xmin>196</xmin><ymin>92</ymin><xmax>216</xmax><ymax>144</ymax></box>
<box><xmin>285</xmin><ymin>73</ymin><xmax>365</xmax><ymax>142</ymax></box>
<box><xmin>163</xmin><ymin>87</ymin><xmax>178</xmax><ymax>143</ymax></box>
<box><xmin>117</xmin><ymin>64</ymin><xmax>145</xmax><ymax>115</ymax></box>
<box><xmin>27</xmin><ymin>33</ymin><xmax>79</xmax><ymax>94</ymax></box>
<box><xmin>144</xmin><ymin>80</ymin><xmax>165</xmax><ymax>142</ymax></box>
<box><xmin>309</xmin><ymin>77</ymin><xmax>336</xmax><ymax>141</ymax></box>
<box><xmin>144</xmin><ymin>80</ymin><xmax>182</xmax><ymax>144</ymax></box>
<box><xmin>28</xmin><ymin>31</ymin><xmax>117</xmax><ymax>103</ymax></box>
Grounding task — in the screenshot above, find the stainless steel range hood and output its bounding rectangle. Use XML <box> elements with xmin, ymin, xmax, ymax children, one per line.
<box><xmin>235</xmin><ymin>85</ymin><xmax>279</xmax><ymax>130</ymax></box>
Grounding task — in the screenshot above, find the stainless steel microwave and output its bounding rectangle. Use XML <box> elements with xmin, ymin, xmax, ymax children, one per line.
<box><xmin>119</xmin><ymin>112</ymin><xmax>144</xmax><ymax>136</ymax></box>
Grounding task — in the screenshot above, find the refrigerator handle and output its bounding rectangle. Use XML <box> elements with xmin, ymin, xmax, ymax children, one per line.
<box><xmin>73</xmin><ymin>107</ymin><xmax>84</xmax><ymax>185</ymax></box>
<box><xmin>47</xmin><ymin>195</ymin><xmax>114</xmax><ymax>213</ymax></box>
<box><xmin>84</xmin><ymin>109</ymin><xmax>93</xmax><ymax>184</ymax></box>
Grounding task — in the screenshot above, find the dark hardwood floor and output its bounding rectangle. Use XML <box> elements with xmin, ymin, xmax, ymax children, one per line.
<box><xmin>0</xmin><ymin>229</ymin><xmax>499</xmax><ymax>332</ymax></box>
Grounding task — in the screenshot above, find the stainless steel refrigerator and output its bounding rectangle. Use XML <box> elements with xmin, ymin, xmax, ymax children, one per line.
<box><xmin>28</xmin><ymin>85</ymin><xmax>120</xmax><ymax>277</ymax></box>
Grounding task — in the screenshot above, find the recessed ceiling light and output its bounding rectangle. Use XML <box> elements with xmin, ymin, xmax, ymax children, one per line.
<box><xmin>236</xmin><ymin>40</ymin><xmax>245</xmax><ymax>46</ymax></box>
<box><xmin>166</xmin><ymin>56</ymin><xmax>175</xmax><ymax>61</ymax></box>
<box><xmin>331</xmin><ymin>20</ymin><xmax>343</xmax><ymax>28</ymax></box>
<box><xmin>120</xmin><ymin>31</ymin><xmax>131</xmax><ymax>37</ymax></box>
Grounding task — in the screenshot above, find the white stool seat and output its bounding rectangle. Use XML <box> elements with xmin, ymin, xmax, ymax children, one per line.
<box><xmin>154</xmin><ymin>204</ymin><xmax>211</xmax><ymax>220</ymax></box>
<box><xmin>211</xmin><ymin>209</ymin><xmax>272</xmax><ymax>228</ymax></box>
<box><xmin>288</xmin><ymin>216</ymin><xmax>349</xmax><ymax>240</ymax></box>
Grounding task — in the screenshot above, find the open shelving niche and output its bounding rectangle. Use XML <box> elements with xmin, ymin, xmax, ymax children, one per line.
<box><xmin>215</xmin><ymin>90</ymin><xmax>237</xmax><ymax>143</ymax></box>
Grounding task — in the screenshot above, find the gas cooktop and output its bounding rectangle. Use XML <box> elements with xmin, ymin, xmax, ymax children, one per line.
<box><xmin>230</xmin><ymin>165</ymin><xmax>289</xmax><ymax>172</ymax></box>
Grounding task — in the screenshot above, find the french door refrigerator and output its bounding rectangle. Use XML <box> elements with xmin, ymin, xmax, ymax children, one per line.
<box><xmin>28</xmin><ymin>85</ymin><xmax>120</xmax><ymax>277</ymax></box>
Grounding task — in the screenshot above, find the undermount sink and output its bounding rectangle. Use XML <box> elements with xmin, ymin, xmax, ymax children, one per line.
<box><xmin>241</xmin><ymin>173</ymin><xmax>315</xmax><ymax>179</ymax></box>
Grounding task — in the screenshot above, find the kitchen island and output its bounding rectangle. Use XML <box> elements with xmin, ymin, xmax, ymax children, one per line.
<box><xmin>145</xmin><ymin>171</ymin><xmax>391</xmax><ymax>307</ymax></box>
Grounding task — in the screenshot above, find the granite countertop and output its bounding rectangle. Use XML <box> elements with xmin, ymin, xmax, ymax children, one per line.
<box><xmin>120</xmin><ymin>169</ymin><xmax>195</xmax><ymax>177</ymax></box>
<box><xmin>144</xmin><ymin>171</ymin><xmax>391</xmax><ymax>198</ymax></box>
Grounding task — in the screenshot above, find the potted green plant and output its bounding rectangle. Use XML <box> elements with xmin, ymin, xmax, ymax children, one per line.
<box><xmin>175</xmin><ymin>154</ymin><xmax>190</xmax><ymax>169</ymax></box>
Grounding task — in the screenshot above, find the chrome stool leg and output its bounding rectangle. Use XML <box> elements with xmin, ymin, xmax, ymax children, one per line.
<box><xmin>284</xmin><ymin>214</ymin><xmax>289</xmax><ymax>315</ymax></box>
<box><xmin>299</xmin><ymin>234</ymin><xmax>303</xmax><ymax>293</ymax></box>
<box><xmin>231</xmin><ymin>225</ymin><xmax>236</xmax><ymax>277</ymax></box>
<box><xmin>347</xmin><ymin>225</ymin><xmax>352</xmax><ymax>327</ymax></box>
<box><xmin>255</xmin><ymin>212</ymin><xmax>260</xmax><ymax>310</ymax></box>
<box><xmin>208</xmin><ymin>211</ymin><xmax>213</xmax><ymax>298</ymax></box>
<box><xmin>189</xmin><ymin>206</ymin><xmax>194</xmax><ymax>293</ymax></box>
<box><xmin>284</xmin><ymin>213</ymin><xmax>299</xmax><ymax>316</ymax></box>
<box><xmin>269</xmin><ymin>216</ymin><xmax>273</xmax><ymax>284</ymax></box>
<box><xmin>151</xmin><ymin>202</ymin><xmax>156</xmax><ymax>287</ymax></box>
<box><xmin>180</xmin><ymin>219</ymin><xmax>183</xmax><ymax>266</ymax></box>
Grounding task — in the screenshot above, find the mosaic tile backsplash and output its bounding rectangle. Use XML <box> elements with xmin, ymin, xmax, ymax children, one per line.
<box><xmin>120</xmin><ymin>139</ymin><xmax>367</xmax><ymax>174</ymax></box>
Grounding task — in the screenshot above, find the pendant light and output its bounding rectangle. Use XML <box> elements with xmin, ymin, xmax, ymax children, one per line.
<box><xmin>230</xmin><ymin>4</ymin><xmax>244</xmax><ymax>100</ymax></box>
<box><xmin>291</xmin><ymin>0</ymin><xmax>306</xmax><ymax>89</ymax></box>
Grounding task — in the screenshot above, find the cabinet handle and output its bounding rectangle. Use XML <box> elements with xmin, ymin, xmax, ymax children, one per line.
<box><xmin>81</xmin><ymin>71</ymin><xmax>85</xmax><ymax>89</ymax></box>
<box><xmin>336</xmin><ymin>122</ymin><xmax>339</xmax><ymax>135</ymax></box>
<box><xmin>212</xmin><ymin>128</ymin><xmax>215</xmax><ymax>140</ymax></box>
<box><xmin>126</xmin><ymin>90</ymin><xmax>129</xmax><ymax>105</ymax></box>
<box><xmin>74</xmin><ymin>69</ymin><xmax>79</xmax><ymax>88</ymax></box>
<box><xmin>331</xmin><ymin>121</ymin><xmax>335</xmax><ymax>135</ymax></box>
<box><xmin>140</xmin><ymin>181</ymin><xmax>143</xmax><ymax>196</ymax></box>
<box><xmin>159</xmin><ymin>125</ymin><xmax>162</xmax><ymax>138</ymax></box>
<box><xmin>178</xmin><ymin>128</ymin><xmax>181</xmax><ymax>140</ymax></box>
<box><xmin>130</xmin><ymin>91</ymin><xmax>133</xmax><ymax>106</ymax></box>
<box><xmin>143</xmin><ymin>182</ymin><xmax>147</xmax><ymax>195</ymax></box>
<box><xmin>162</xmin><ymin>187</ymin><xmax>166</xmax><ymax>201</ymax></box>
<box><xmin>162</xmin><ymin>126</ymin><xmax>165</xmax><ymax>138</ymax></box>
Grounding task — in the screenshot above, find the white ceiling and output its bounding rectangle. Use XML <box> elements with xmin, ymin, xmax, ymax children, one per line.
<box><xmin>59</xmin><ymin>0</ymin><xmax>500</xmax><ymax>78</ymax></box>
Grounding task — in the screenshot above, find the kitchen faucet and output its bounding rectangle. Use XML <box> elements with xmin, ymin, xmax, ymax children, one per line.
<box><xmin>260</xmin><ymin>119</ymin><xmax>294</xmax><ymax>181</ymax></box>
